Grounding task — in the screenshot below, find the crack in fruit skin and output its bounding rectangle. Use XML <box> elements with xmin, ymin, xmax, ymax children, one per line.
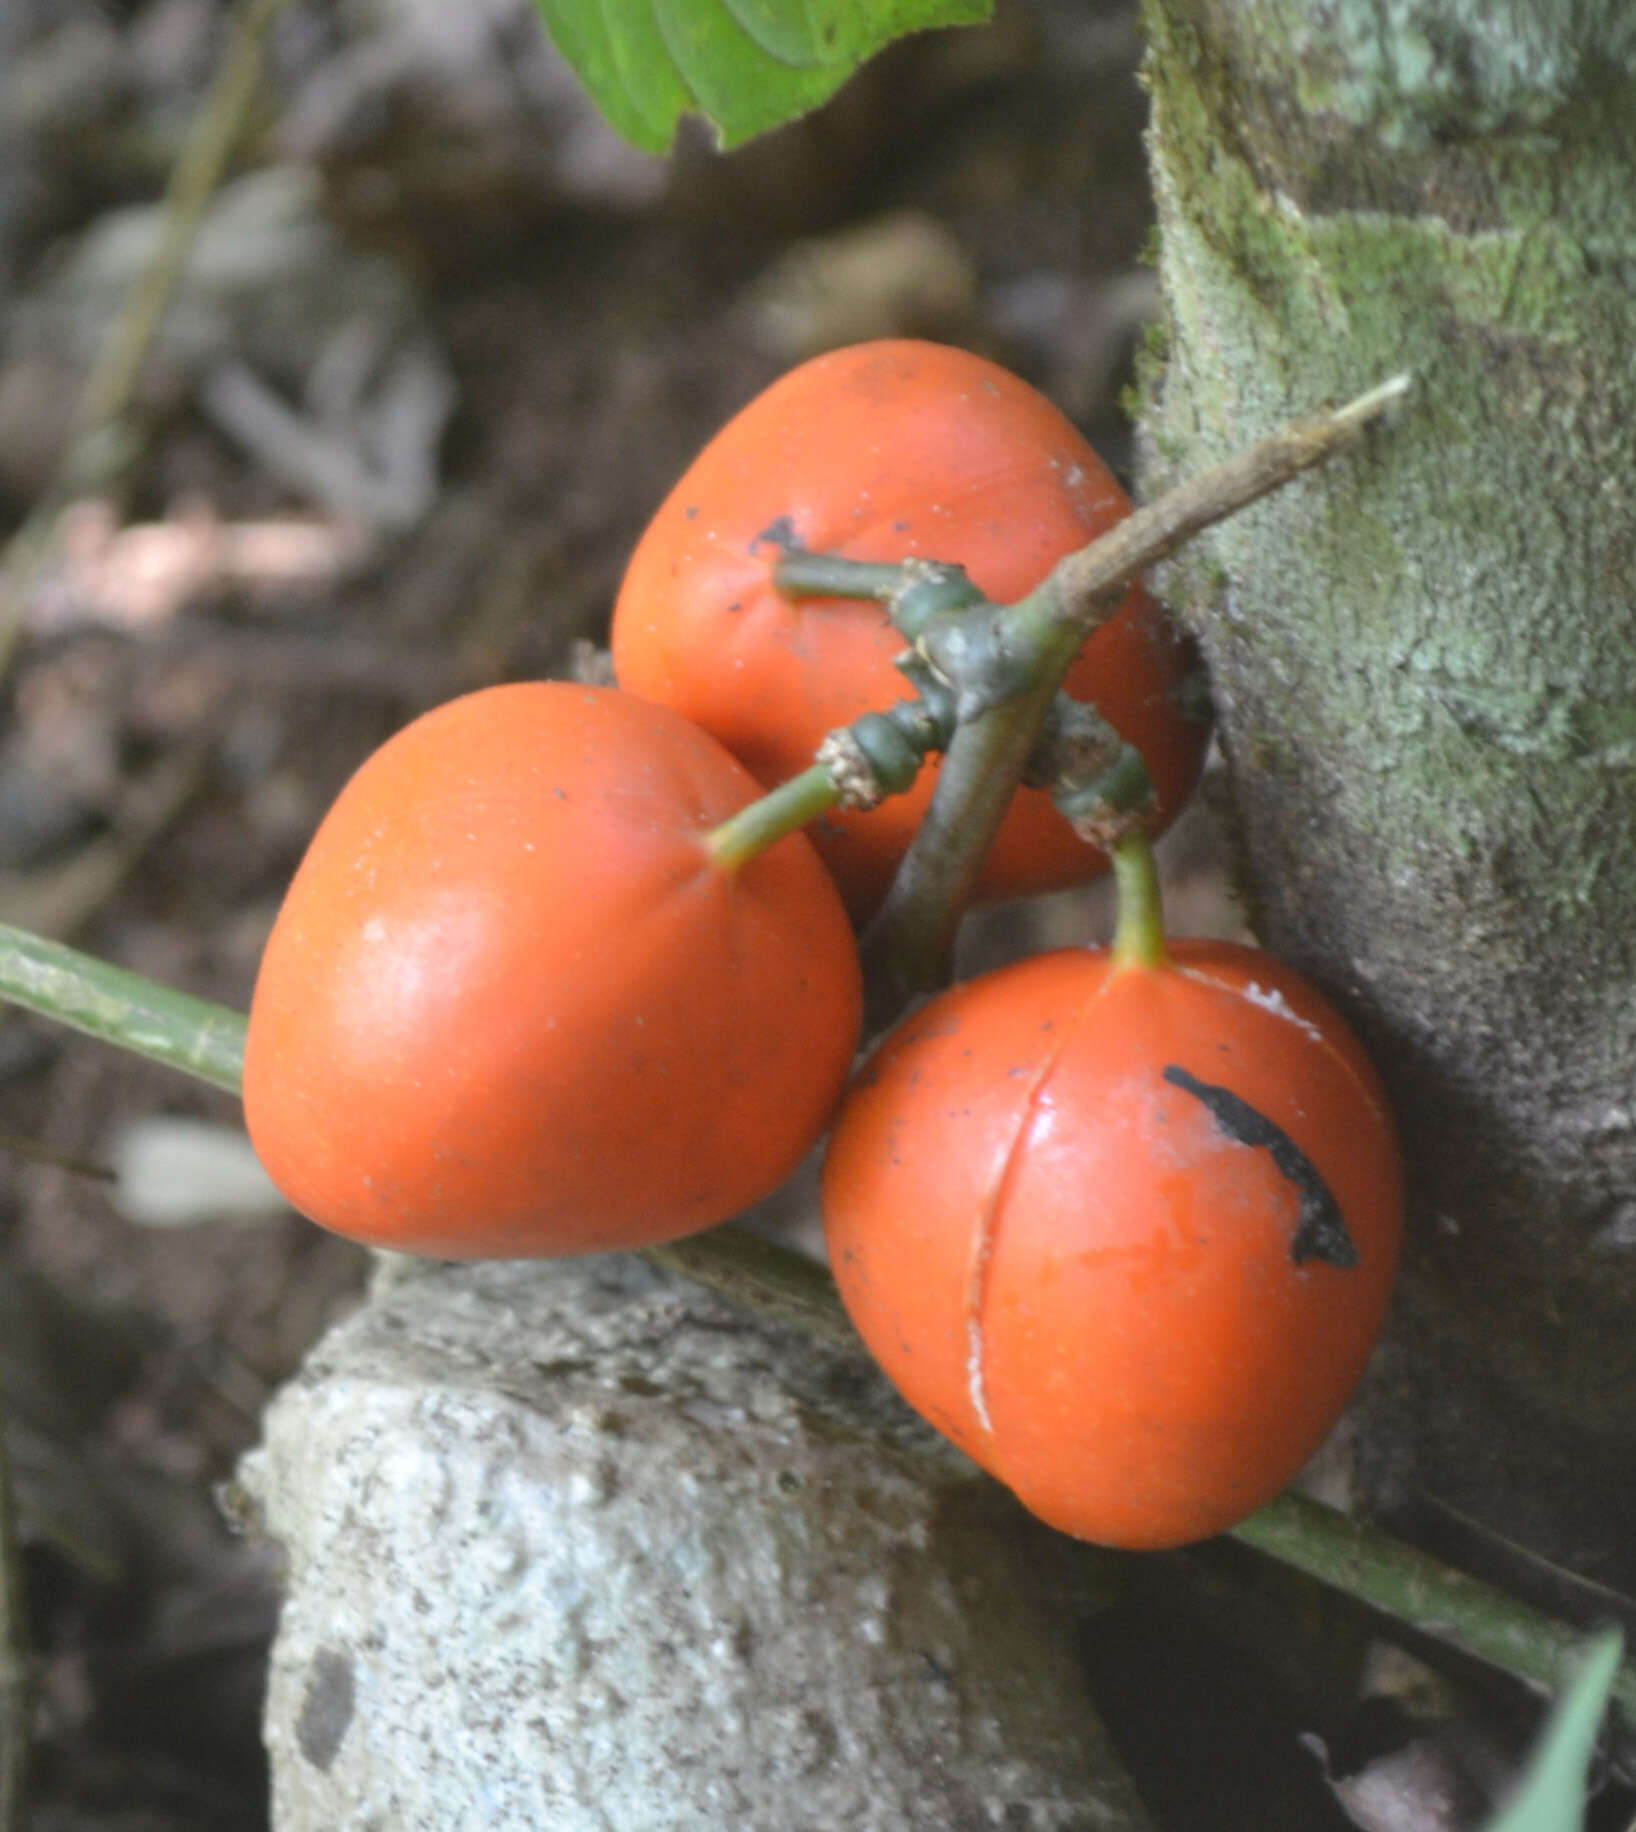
<box><xmin>962</xmin><ymin>964</ymin><xmax>1131</xmax><ymax>1454</ymax></box>
<box><xmin>1160</xmin><ymin>1065</ymin><xmax>1357</xmax><ymax>1267</ymax></box>
<box><xmin>962</xmin><ymin>1034</ymin><xmax>1071</xmax><ymax>1442</ymax></box>
<box><xmin>822</xmin><ymin>939</ymin><xmax>1404</xmax><ymax>1550</ymax></box>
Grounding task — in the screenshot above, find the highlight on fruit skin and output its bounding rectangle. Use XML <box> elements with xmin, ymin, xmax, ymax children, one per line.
<box><xmin>821</xmin><ymin>938</ymin><xmax>1403</xmax><ymax>1550</ymax></box>
<box><xmin>243</xmin><ymin>681</ymin><xmax>863</xmax><ymax>1260</ymax></box>
<box><xmin>611</xmin><ymin>337</ymin><xmax>1207</xmax><ymax>919</ymax></box>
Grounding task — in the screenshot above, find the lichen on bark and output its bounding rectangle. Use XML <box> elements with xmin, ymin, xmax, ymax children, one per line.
<box><xmin>1139</xmin><ymin>0</ymin><xmax>1636</xmax><ymax>1582</ymax></box>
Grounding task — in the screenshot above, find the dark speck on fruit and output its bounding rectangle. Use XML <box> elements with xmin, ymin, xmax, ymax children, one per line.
<box><xmin>753</xmin><ymin>514</ymin><xmax>800</xmax><ymax>554</ymax></box>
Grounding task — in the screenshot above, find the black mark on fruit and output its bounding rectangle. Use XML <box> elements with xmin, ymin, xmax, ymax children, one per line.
<box><xmin>1162</xmin><ymin>1065</ymin><xmax>1357</xmax><ymax>1267</ymax></box>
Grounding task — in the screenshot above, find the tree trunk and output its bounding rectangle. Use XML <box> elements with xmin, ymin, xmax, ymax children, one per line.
<box><xmin>1140</xmin><ymin>0</ymin><xmax>1636</xmax><ymax>1591</ymax></box>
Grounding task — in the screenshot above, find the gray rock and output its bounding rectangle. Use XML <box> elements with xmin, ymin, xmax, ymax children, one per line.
<box><xmin>241</xmin><ymin>1252</ymin><xmax>1151</xmax><ymax>1831</ymax></box>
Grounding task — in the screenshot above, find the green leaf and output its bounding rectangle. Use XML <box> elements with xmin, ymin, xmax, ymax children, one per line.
<box><xmin>719</xmin><ymin>0</ymin><xmax>862</xmax><ymax>68</ymax></box>
<box><xmin>534</xmin><ymin>0</ymin><xmax>693</xmax><ymax>152</ymax></box>
<box><xmin>533</xmin><ymin>0</ymin><xmax>992</xmax><ymax>154</ymax></box>
<box><xmin>1486</xmin><ymin>1629</ymin><xmax>1622</xmax><ymax>1832</ymax></box>
<box><xmin>0</xmin><ymin>921</ymin><xmax>247</xmax><ymax>1096</ymax></box>
<box><xmin>650</xmin><ymin>0</ymin><xmax>852</xmax><ymax>141</ymax></box>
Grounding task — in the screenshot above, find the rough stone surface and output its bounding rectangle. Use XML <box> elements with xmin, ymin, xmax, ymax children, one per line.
<box><xmin>241</xmin><ymin>1253</ymin><xmax>1150</xmax><ymax>1831</ymax></box>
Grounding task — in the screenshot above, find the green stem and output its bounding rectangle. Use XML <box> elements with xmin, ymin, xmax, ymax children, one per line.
<box><xmin>1110</xmin><ymin>832</ymin><xmax>1169</xmax><ymax>972</ymax></box>
<box><xmin>856</xmin><ymin>378</ymin><xmax>1408</xmax><ymax>1031</ymax></box>
<box><xmin>772</xmin><ymin>554</ymin><xmax>904</xmax><ymax>600</ymax></box>
<box><xmin>1233</xmin><ymin>1491</ymin><xmax>1636</xmax><ymax>1724</ymax></box>
<box><xmin>0</xmin><ymin>923</ymin><xmax>246</xmax><ymax>1096</ymax></box>
<box><xmin>773</xmin><ymin>554</ymin><xmax>986</xmax><ymax>642</ymax></box>
<box><xmin>0</xmin><ymin>922</ymin><xmax>1626</xmax><ymax>1726</ymax></box>
<box><xmin>703</xmin><ymin>766</ymin><xmax>839</xmax><ymax>874</ymax></box>
<box><xmin>860</xmin><ymin>610</ymin><xmax>1083</xmax><ymax>1020</ymax></box>
<box><xmin>653</xmin><ymin>1222</ymin><xmax>1634</xmax><ymax>1724</ymax></box>
<box><xmin>705</xmin><ymin>667</ymin><xmax>960</xmax><ymax>873</ymax></box>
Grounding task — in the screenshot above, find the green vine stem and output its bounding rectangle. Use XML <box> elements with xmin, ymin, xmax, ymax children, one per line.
<box><xmin>771</xmin><ymin>553</ymin><xmax>985</xmax><ymax>642</ymax></box>
<box><xmin>1233</xmin><ymin>1492</ymin><xmax>1636</xmax><ymax>1728</ymax></box>
<box><xmin>861</xmin><ymin>607</ymin><xmax>1083</xmax><ymax>1025</ymax></box>
<box><xmin>705</xmin><ymin>657</ymin><xmax>958</xmax><ymax>872</ymax></box>
<box><xmin>1110</xmin><ymin>832</ymin><xmax>1169</xmax><ymax>973</ymax></box>
<box><xmin>631</xmin><ymin>1231</ymin><xmax>1636</xmax><ymax>1739</ymax></box>
<box><xmin>769</xmin><ymin>549</ymin><xmax>905</xmax><ymax>600</ymax></box>
<box><xmin>0</xmin><ymin>916</ymin><xmax>1626</xmax><ymax>1730</ymax></box>
<box><xmin>771</xmin><ymin>553</ymin><xmax>908</xmax><ymax>600</ymax></box>
<box><xmin>0</xmin><ymin>923</ymin><xmax>246</xmax><ymax>1096</ymax></box>
<box><xmin>704</xmin><ymin>765</ymin><xmax>840</xmax><ymax>873</ymax></box>
<box><xmin>863</xmin><ymin>373</ymin><xmax>1411</xmax><ymax>1015</ymax></box>
<box><xmin>697</xmin><ymin>377</ymin><xmax>1413</xmax><ymax>1001</ymax></box>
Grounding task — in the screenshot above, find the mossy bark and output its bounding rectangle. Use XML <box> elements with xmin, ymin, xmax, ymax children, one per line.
<box><xmin>1140</xmin><ymin>2</ymin><xmax>1636</xmax><ymax>1585</ymax></box>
